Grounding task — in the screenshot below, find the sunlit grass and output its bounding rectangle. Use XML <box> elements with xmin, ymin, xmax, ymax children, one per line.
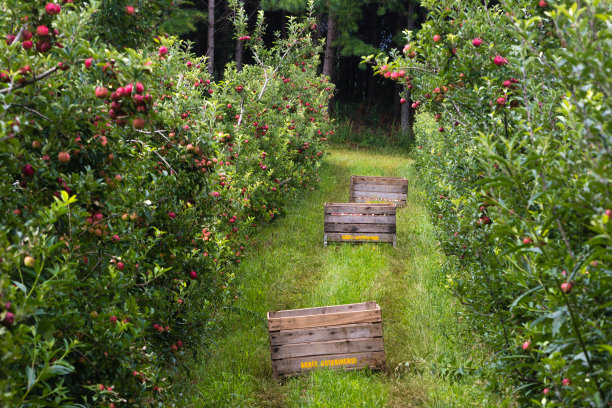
<box><xmin>174</xmin><ymin>146</ymin><xmax>510</xmax><ymax>408</ymax></box>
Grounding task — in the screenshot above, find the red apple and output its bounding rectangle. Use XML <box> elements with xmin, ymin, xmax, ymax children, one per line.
<box><xmin>116</xmin><ymin>262</ymin><xmax>125</xmax><ymax>271</ymax></box>
<box><xmin>36</xmin><ymin>25</ymin><xmax>50</xmax><ymax>37</ymax></box>
<box><xmin>433</xmin><ymin>34</ymin><xmax>442</xmax><ymax>43</ymax></box>
<box><xmin>132</xmin><ymin>118</ymin><xmax>146</xmax><ymax>129</ymax></box>
<box><xmin>95</xmin><ymin>86</ymin><xmax>109</xmax><ymax>99</ymax></box>
<box><xmin>522</xmin><ymin>341</ymin><xmax>530</xmax><ymax>350</ymax></box>
<box><xmin>125</xmin><ymin>5</ymin><xmax>135</xmax><ymax>15</ymax></box>
<box><xmin>189</xmin><ymin>270</ymin><xmax>197</xmax><ymax>279</ymax></box>
<box><xmin>22</xmin><ymin>164</ymin><xmax>35</xmax><ymax>177</ymax></box>
<box><xmin>560</xmin><ymin>282</ymin><xmax>572</xmax><ymax>294</ymax></box>
<box><xmin>22</xmin><ymin>40</ymin><xmax>33</xmax><ymax>50</ymax></box>
<box><xmin>58</xmin><ymin>152</ymin><xmax>70</xmax><ymax>163</ymax></box>
<box><xmin>472</xmin><ymin>38</ymin><xmax>482</xmax><ymax>47</ymax></box>
<box><xmin>85</xmin><ymin>58</ymin><xmax>94</xmax><ymax>69</ymax></box>
<box><xmin>538</xmin><ymin>0</ymin><xmax>547</xmax><ymax>7</ymax></box>
<box><xmin>494</xmin><ymin>56</ymin><xmax>508</xmax><ymax>66</ymax></box>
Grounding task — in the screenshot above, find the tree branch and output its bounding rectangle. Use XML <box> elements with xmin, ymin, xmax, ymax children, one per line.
<box><xmin>0</xmin><ymin>66</ymin><xmax>62</xmax><ymax>95</ymax></box>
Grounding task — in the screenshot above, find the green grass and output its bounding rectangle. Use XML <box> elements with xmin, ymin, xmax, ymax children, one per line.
<box><xmin>174</xmin><ymin>146</ymin><xmax>511</xmax><ymax>408</ymax></box>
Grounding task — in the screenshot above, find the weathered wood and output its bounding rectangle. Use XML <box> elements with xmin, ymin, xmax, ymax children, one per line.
<box><xmin>324</xmin><ymin>214</ymin><xmax>395</xmax><ymax>224</ymax></box>
<box><xmin>269</xmin><ymin>322</ymin><xmax>383</xmax><ymax>346</ymax></box>
<box><xmin>352</xmin><ymin>191</ymin><xmax>406</xmax><ymax>200</ymax></box>
<box><xmin>268</xmin><ymin>309</ymin><xmax>381</xmax><ymax>331</ymax></box>
<box><xmin>350</xmin><ymin>175</ymin><xmax>407</xmax><ymax>185</ymax></box>
<box><xmin>324</xmin><ymin>203</ymin><xmax>396</xmax><ymax>215</ymax></box>
<box><xmin>351</xmin><ymin>197</ymin><xmax>406</xmax><ymax>205</ymax></box>
<box><xmin>324</xmin><ymin>223</ymin><xmax>396</xmax><ymax>233</ymax></box>
<box><xmin>268</xmin><ymin>301</ymin><xmax>377</xmax><ymax>319</ymax></box>
<box><xmin>349</xmin><ymin>176</ymin><xmax>408</xmax><ymax>208</ymax></box>
<box><xmin>352</xmin><ymin>183</ymin><xmax>408</xmax><ymax>193</ymax></box>
<box><xmin>272</xmin><ymin>351</ymin><xmax>385</xmax><ymax>377</ymax></box>
<box><xmin>325</xmin><ymin>233</ymin><xmax>396</xmax><ymax>243</ymax></box>
<box><xmin>268</xmin><ymin>301</ymin><xmax>385</xmax><ymax>377</ymax></box>
<box><xmin>271</xmin><ymin>337</ymin><xmax>384</xmax><ymax>360</ymax></box>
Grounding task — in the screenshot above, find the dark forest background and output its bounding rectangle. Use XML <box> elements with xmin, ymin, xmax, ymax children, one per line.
<box><xmin>163</xmin><ymin>0</ymin><xmax>428</xmax><ymax>145</ymax></box>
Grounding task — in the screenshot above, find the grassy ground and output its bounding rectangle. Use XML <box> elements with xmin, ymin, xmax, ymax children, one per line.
<box><xmin>175</xmin><ymin>146</ymin><xmax>509</xmax><ymax>407</ymax></box>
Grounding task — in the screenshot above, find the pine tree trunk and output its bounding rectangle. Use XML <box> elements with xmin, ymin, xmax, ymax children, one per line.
<box><xmin>207</xmin><ymin>0</ymin><xmax>215</xmax><ymax>76</ymax></box>
<box><xmin>401</xmin><ymin>86</ymin><xmax>415</xmax><ymax>143</ymax></box>
<box><xmin>322</xmin><ymin>12</ymin><xmax>337</xmax><ymax>81</ymax></box>
<box><xmin>235</xmin><ymin>39</ymin><xmax>243</xmax><ymax>72</ymax></box>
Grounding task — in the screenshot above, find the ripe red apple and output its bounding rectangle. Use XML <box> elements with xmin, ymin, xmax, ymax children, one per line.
<box><xmin>132</xmin><ymin>118</ymin><xmax>146</xmax><ymax>129</ymax></box>
<box><xmin>433</xmin><ymin>34</ymin><xmax>442</xmax><ymax>43</ymax></box>
<box><xmin>36</xmin><ymin>25</ymin><xmax>50</xmax><ymax>37</ymax></box>
<box><xmin>135</xmin><ymin>82</ymin><xmax>144</xmax><ymax>94</ymax></box>
<box><xmin>543</xmin><ymin>388</ymin><xmax>549</xmax><ymax>395</ymax></box>
<box><xmin>36</xmin><ymin>41</ymin><xmax>51</xmax><ymax>53</ymax></box>
<box><xmin>497</xmin><ymin>97</ymin><xmax>506</xmax><ymax>106</ymax></box>
<box><xmin>562</xmin><ymin>378</ymin><xmax>570</xmax><ymax>386</ymax></box>
<box><xmin>109</xmin><ymin>315</ymin><xmax>117</xmax><ymax>324</ymax></box>
<box><xmin>560</xmin><ymin>282</ymin><xmax>572</xmax><ymax>294</ymax></box>
<box><xmin>503</xmin><ymin>80</ymin><xmax>512</xmax><ymax>88</ymax></box>
<box><xmin>189</xmin><ymin>270</ymin><xmax>197</xmax><ymax>279</ymax></box>
<box><xmin>390</xmin><ymin>71</ymin><xmax>399</xmax><ymax>81</ymax></box>
<box><xmin>84</xmin><ymin>58</ymin><xmax>93</xmax><ymax>69</ymax></box>
<box><xmin>605</xmin><ymin>209</ymin><xmax>611</xmax><ymax>217</ymax></box>
<box><xmin>168</xmin><ymin>212</ymin><xmax>176</xmax><ymax>219</ymax></box>
<box><xmin>45</xmin><ymin>3</ymin><xmax>61</xmax><ymax>15</ymax></box>
<box><xmin>438</xmin><ymin>127</ymin><xmax>444</xmax><ymax>132</ymax></box>
<box><xmin>22</xmin><ymin>40</ymin><xmax>33</xmax><ymax>50</ymax></box>
<box><xmin>116</xmin><ymin>262</ymin><xmax>125</xmax><ymax>271</ymax></box>
<box><xmin>125</xmin><ymin>5</ymin><xmax>135</xmax><ymax>15</ymax></box>
<box><xmin>159</xmin><ymin>46</ymin><xmax>168</xmax><ymax>56</ymax></box>
<box><xmin>472</xmin><ymin>38</ymin><xmax>482</xmax><ymax>47</ymax></box>
<box><xmin>538</xmin><ymin>0</ymin><xmax>547</xmax><ymax>7</ymax></box>
<box><xmin>522</xmin><ymin>341</ymin><xmax>530</xmax><ymax>350</ymax></box>
<box><xmin>400</xmin><ymin>98</ymin><xmax>406</xmax><ymax>104</ymax></box>
<box><xmin>95</xmin><ymin>86</ymin><xmax>109</xmax><ymax>98</ymax></box>
<box><xmin>58</xmin><ymin>151</ymin><xmax>70</xmax><ymax>163</ymax></box>
<box><xmin>22</xmin><ymin>31</ymin><xmax>32</xmax><ymax>40</ymax></box>
<box><xmin>124</xmin><ymin>83</ymin><xmax>133</xmax><ymax>95</ymax></box>
<box><xmin>24</xmin><ymin>256</ymin><xmax>35</xmax><ymax>267</ymax></box>
<box><xmin>22</xmin><ymin>164</ymin><xmax>35</xmax><ymax>177</ymax></box>
<box><xmin>494</xmin><ymin>56</ymin><xmax>509</xmax><ymax>66</ymax></box>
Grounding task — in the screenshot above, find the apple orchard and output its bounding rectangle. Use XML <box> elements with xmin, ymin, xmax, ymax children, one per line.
<box><xmin>365</xmin><ymin>0</ymin><xmax>611</xmax><ymax>406</ymax></box>
<box><xmin>0</xmin><ymin>0</ymin><xmax>332</xmax><ymax>406</ymax></box>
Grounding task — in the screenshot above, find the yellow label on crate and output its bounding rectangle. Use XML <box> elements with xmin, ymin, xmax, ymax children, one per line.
<box><xmin>300</xmin><ymin>357</ymin><xmax>358</xmax><ymax>369</ymax></box>
<box><xmin>342</xmin><ymin>235</ymin><xmax>379</xmax><ymax>241</ymax></box>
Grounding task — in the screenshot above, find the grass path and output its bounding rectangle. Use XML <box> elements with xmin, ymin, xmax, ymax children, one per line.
<box><xmin>178</xmin><ymin>146</ymin><xmax>500</xmax><ymax>407</ymax></box>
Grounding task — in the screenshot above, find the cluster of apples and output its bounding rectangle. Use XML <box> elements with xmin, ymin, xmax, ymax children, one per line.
<box><xmin>95</xmin><ymin>82</ymin><xmax>152</xmax><ymax>129</ymax></box>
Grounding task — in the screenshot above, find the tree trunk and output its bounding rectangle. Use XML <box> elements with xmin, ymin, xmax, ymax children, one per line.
<box><xmin>281</xmin><ymin>10</ymin><xmax>287</xmax><ymax>38</ymax></box>
<box><xmin>393</xmin><ymin>83</ymin><xmax>401</xmax><ymax>121</ymax></box>
<box><xmin>322</xmin><ymin>12</ymin><xmax>337</xmax><ymax>81</ymax></box>
<box><xmin>235</xmin><ymin>39</ymin><xmax>243</xmax><ymax>72</ymax></box>
<box><xmin>367</xmin><ymin>8</ymin><xmax>379</xmax><ymax>103</ymax></box>
<box><xmin>322</xmin><ymin>12</ymin><xmax>337</xmax><ymax>113</ymax></box>
<box><xmin>207</xmin><ymin>0</ymin><xmax>215</xmax><ymax>76</ymax></box>
<box><xmin>401</xmin><ymin>87</ymin><xmax>415</xmax><ymax>143</ymax></box>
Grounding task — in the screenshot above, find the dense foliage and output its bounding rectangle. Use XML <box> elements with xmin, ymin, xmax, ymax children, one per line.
<box><xmin>367</xmin><ymin>0</ymin><xmax>611</xmax><ymax>406</ymax></box>
<box><xmin>0</xmin><ymin>1</ymin><xmax>332</xmax><ymax>406</ymax></box>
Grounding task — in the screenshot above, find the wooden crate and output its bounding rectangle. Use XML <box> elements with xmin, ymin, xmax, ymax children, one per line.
<box><xmin>267</xmin><ymin>301</ymin><xmax>385</xmax><ymax>377</ymax></box>
<box><xmin>349</xmin><ymin>175</ymin><xmax>409</xmax><ymax>207</ymax></box>
<box><xmin>324</xmin><ymin>203</ymin><xmax>397</xmax><ymax>247</ymax></box>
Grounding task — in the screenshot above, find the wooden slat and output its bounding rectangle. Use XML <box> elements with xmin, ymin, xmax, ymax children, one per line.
<box><xmin>351</xmin><ymin>176</ymin><xmax>407</xmax><ymax>185</ymax></box>
<box><xmin>324</xmin><ymin>223</ymin><xmax>396</xmax><ymax>233</ymax></box>
<box><xmin>324</xmin><ymin>204</ymin><xmax>396</xmax><ymax>215</ymax></box>
<box><xmin>268</xmin><ymin>301</ymin><xmax>377</xmax><ymax>319</ymax></box>
<box><xmin>272</xmin><ymin>351</ymin><xmax>385</xmax><ymax>376</ymax></box>
<box><xmin>269</xmin><ymin>323</ymin><xmax>383</xmax><ymax>346</ymax></box>
<box><xmin>351</xmin><ymin>198</ymin><xmax>406</xmax><ymax>207</ymax></box>
<box><xmin>271</xmin><ymin>337</ymin><xmax>383</xmax><ymax>360</ymax></box>
<box><xmin>324</xmin><ymin>215</ymin><xmax>395</xmax><ymax>224</ymax></box>
<box><xmin>268</xmin><ymin>309</ymin><xmax>381</xmax><ymax>331</ymax></box>
<box><xmin>326</xmin><ymin>233</ymin><xmax>395</xmax><ymax>243</ymax></box>
<box><xmin>351</xmin><ymin>191</ymin><xmax>406</xmax><ymax>200</ymax></box>
<box><xmin>351</xmin><ymin>183</ymin><xmax>408</xmax><ymax>193</ymax></box>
